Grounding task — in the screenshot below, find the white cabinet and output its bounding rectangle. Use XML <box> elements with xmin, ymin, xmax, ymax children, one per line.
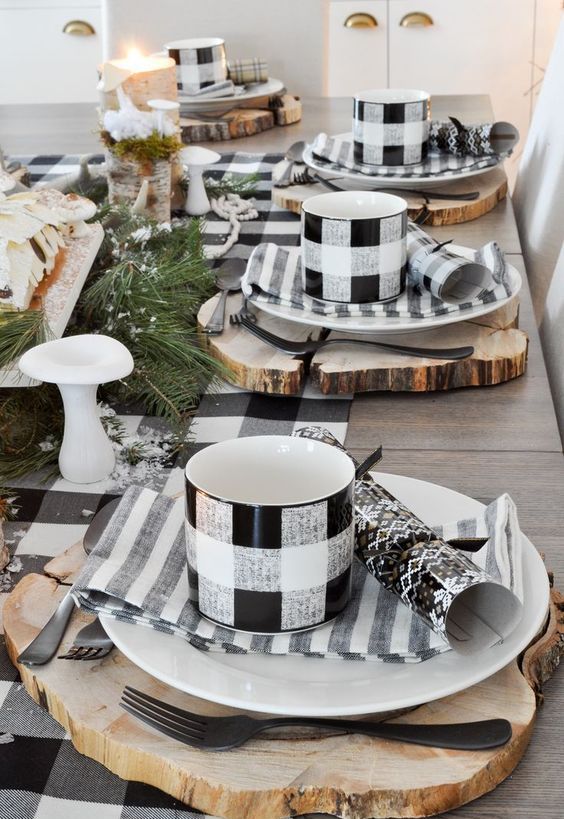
<box><xmin>327</xmin><ymin>0</ymin><xmax>561</xmax><ymax>178</ymax></box>
<box><xmin>327</xmin><ymin>1</ymin><xmax>388</xmax><ymax>95</ymax></box>
<box><xmin>0</xmin><ymin>0</ymin><xmax>102</xmax><ymax>104</ymax></box>
<box><xmin>388</xmin><ymin>0</ymin><xmax>535</xmax><ymax>166</ymax></box>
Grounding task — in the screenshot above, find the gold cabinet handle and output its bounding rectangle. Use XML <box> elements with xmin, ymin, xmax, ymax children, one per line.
<box><xmin>399</xmin><ymin>12</ymin><xmax>434</xmax><ymax>27</ymax></box>
<box><xmin>62</xmin><ymin>20</ymin><xmax>96</xmax><ymax>36</ymax></box>
<box><xmin>344</xmin><ymin>13</ymin><xmax>378</xmax><ymax>28</ymax></box>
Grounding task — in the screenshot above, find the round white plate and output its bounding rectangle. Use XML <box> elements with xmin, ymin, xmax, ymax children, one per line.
<box><xmin>250</xmin><ymin>244</ymin><xmax>522</xmax><ymax>336</ymax></box>
<box><xmin>303</xmin><ymin>137</ymin><xmax>503</xmax><ymax>191</ymax></box>
<box><xmin>178</xmin><ymin>77</ymin><xmax>284</xmax><ymax>113</ymax></box>
<box><xmin>101</xmin><ymin>473</ymin><xmax>548</xmax><ymax>717</ymax></box>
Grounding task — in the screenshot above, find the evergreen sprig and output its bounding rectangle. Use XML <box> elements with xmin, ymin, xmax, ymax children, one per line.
<box><xmin>76</xmin><ymin>208</ymin><xmax>225</xmax><ymax>424</ymax></box>
<box><xmin>0</xmin><ymin>308</ymin><xmax>50</xmax><ymax>370</ymax></box>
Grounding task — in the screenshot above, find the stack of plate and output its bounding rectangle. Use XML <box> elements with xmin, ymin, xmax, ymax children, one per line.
<box><xmin>179</xmin><ymin>77</ymin><xmax>284</xmax><ymax>116</ymax></box>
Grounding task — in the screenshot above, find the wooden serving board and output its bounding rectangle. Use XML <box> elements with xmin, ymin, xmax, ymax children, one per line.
<box><xmin>197</xmin><ymin>293</ymin><xmax>527</xmax><ymax>395</ymax></box>
<box><xmin>180</xmin><ymin>94</ymin><xmax>301</xmax><ymax>143</ymax></box>
<box><xmin>4</xmin><ymin>539</ymin><xmax>564</xmax><ymax>819</ymax></box>
<box><xmin>272</xmin><ymin>164</ymin><xmax>508</xmax><ymax>226</ymax></box>
<box><xmin>0</xmin><ymin>222</ymin><xmax>104</xmax><ymax>388</ymax></box>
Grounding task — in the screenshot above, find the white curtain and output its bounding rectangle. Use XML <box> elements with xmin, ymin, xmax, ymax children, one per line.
<box><xmin>513</xmin><ymin>12</ymin><xmax>564</xmax><ymax>437</ymax></box>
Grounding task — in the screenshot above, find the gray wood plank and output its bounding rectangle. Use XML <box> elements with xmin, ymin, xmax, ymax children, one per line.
<box><xmin>347</xmin><ymin>255</ymin><xmax>563</xmax><ymax>454</ymax></box>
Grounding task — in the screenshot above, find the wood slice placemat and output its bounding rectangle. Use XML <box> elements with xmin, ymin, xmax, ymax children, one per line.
<box><xmin>4</xmin><ymin>540</ymin><xmax>563</xmax><ymax>819</ymax></box>
<box><xmin>272</xmin><ymin>164</ymin><xmax>508</xmax><ymax>226</ymax></box>
<box><xmin>180</xmin><ymin>94</ymin><xmax>301</xmax><ymax>143</ymax></box>
<box><xmin>197</xmin><ymin>293</ymin><xmax>527</xmax><ymax>395</ymax></box>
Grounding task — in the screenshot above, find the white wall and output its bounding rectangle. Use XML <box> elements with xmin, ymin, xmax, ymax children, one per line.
<box><xmin>102</xmin><ymin>0</ymin><xmax>328</xmax><ymax>96</ymax></box>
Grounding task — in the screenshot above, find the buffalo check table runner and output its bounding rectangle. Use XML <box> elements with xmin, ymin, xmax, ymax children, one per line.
<box><xmin>0</xmin><ymin>151</ymin><xmax>351</xmax><ymax>819</ymax></box>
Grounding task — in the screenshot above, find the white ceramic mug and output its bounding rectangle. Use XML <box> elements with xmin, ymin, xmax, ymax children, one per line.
<box><xmin>353</xmin><ymin>89</ymin><xmax>431</xmax><ymax>166</ymax></box>
<box><xmin>301</xmin><ymin>190</ymin><xmax>408</xmax><ymax>303</ymax></box>
<box><xmin>185</xmin><ymin>435</ymin><xmax>355</xmax><ymax>634</ymax></box>
<box><xmin>165</xmin><ymin>37</ymin><xmax>228</xmax><ymax>94</ymax></box>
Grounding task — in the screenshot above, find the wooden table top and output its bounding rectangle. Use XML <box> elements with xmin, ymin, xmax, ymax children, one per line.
<box><xmin>2</xmin><ymin>95</ymin><xmax>563</xmax><ymax>818</ymax></box>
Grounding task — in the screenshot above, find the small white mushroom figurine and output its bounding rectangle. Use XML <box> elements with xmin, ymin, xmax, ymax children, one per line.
<box><xmin>56</xmin><ymin>193</ymin><xmax>97</xmax><ymax>238</ymax></box>
<box><xmin>19</xmin><ymin>335</ymin><xmax>134</xmax><ymax>484</ymax></box>
<box><xmin>147</xmin><ymin>98</ymin><xmax>180</xmax><ymax>136</ymax></box>
<box><xmin>180</xmin><ymin>146</ymin><xmax>221</xmax><ymax>216</ymax></box>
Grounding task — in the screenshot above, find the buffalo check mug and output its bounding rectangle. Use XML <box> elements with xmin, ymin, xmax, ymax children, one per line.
<box><xmin>301</xmin><ymin>190</ymin><xmax>408</xmax><ymax>303</ymax></box>
<box><xmin>166</xmin><ymin>37</ymin><xmax>228</xmax><ymax>94</ymax></box>
<box><xmin>185</xmin><ymin>435</ymin><xmax>355</xmax><ymax>634</ymax></box>
<box><xmin>353</xmin><ymin>89</ymin><xmax>431</xmax><ymax>166</ymax></box>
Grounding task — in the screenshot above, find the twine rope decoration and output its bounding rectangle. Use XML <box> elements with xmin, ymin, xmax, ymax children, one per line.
<box><xmin>204</xmin><ymin>193</ymin><xmax>258</xmax><ymax>259</ymax></box>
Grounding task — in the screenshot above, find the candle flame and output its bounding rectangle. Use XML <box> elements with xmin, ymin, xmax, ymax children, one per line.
<box><xmin>125</xmin><ymin>47</ymin><xmax>145</xmax><ymax>71</ymax></box>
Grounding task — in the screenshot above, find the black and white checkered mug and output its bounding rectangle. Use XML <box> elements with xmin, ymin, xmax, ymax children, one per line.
<box><xmin>185</xmin><ymin>435</ymin><xmax>355</xmax><ymax>634</ymax></box>
<box><xmin>353</xmin><ymin>89</ymin><xmax>431</xmax><ymax>166</ymax></box>
<box><xmin>301</xmin><ymin>191</ymin><xmax>408</xmax><ymax>303</ymax></box>
<box><xmin>166</xmin><ymin>37</ymin><xmax>228</xmax><ymax>94</ymax></box>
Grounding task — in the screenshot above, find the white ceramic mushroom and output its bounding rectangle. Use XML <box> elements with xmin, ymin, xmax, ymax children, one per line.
<box><xmin>18</xmin><ymin>335</ymin><xmax>134</xmax><ymax>484</ymax></box>
<box><xmin>56</xmin><ymin>193</ymin><xmax>97</xmax><ymax>238</ymax></box>
<box><xmin>180</xmin><ymin>146</ymin><xmax>221</xmax><ymax>216</ymax></box>
<box><xmin>132</xmin><ymin>179</ymin><xmax>150</xmax><ymax>215</ymax></box>
<box><xmin>147</xmin><ymin>98</ymin><xmax>180</xmax><ymax>136</ymax></box>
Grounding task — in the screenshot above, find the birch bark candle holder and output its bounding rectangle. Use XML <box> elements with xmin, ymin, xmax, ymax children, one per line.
<box><xmin>105</xmin><ymin>151</ymin><xmax>173</xmax><ymax>223</ymax></box>
<box><xmin>98</xmin><ymin>50</ymin><xmax>179</xmax><ymax>122</ymax></box>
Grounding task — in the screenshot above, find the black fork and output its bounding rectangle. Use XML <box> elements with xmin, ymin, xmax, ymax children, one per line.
<box><xmin>237</xmin><ymin>317</ymin><xmax>474</xmax><ymax>361</ymax></box>
<box><xmin>120</xmin><ymin>686</ymin><xmax>511</xmax><ymax>752</ymax></box>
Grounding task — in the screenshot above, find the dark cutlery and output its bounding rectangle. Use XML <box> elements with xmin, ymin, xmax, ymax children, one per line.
<box><xmin>203</xmin><ymin>258</ymin><xmax>247</xmax><ymax>335</ymax></box>
<box><xmin>121</xmin><ymin>686</ymin><xmax>512</xmax><ymax>752</ymax></box>
<box><xmin>236</xmin><ymin>316</ymin><xmax>474</xmax><ymax>361</ymax></box>
<box><xmin>17</xmin><ymin>498</ymin><xmax>119</xmax><ymax>666</ymax></box>
<box><xmin>291</xmin><ymin>168</ymin><xmax>480</xmax><ymax>201</ymax></box>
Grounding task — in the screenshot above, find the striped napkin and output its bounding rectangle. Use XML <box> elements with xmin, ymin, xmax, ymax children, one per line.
<box><xmin>71</xmin><ymin>485</ymin><xmax>523</xmax><ymax>663</ymax></box>
<box><xmin>241</xmin><ymin>223</ymin><xmax>512</xmax><ymax>319</ymax></box>
<box><xmin>310</xmin><ymin>132</ymin><xmax>508</xmax><ymax>179</ymax></box>
<box><xmin>182</xmin><ymin>80</ymin><xmax>247</xmax><ymax>99</ymax></box>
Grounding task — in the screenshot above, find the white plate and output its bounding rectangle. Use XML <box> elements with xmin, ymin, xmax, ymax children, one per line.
<box><xmin>250</xmin><ymin>244</ymin><xmax>522</xmax><ymax>336</ymax></box>
<box><xmin>178</xmin><ymin>77</ymin><xmax>284</xmax><ymax>113</ymax></box>
<box><xmin>101</xmin><ymin>473</ymin><xmax>548</xmax><ymax>717</ymax></box>
<box><xmin>303</xmin><ymin>138</ymin><xmax>503</xmax><ymax>191</ymax></box>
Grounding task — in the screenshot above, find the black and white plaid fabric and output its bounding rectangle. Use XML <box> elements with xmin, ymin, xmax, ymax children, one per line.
<box><xmin>311</xmin><ymin>132</ymin><xmax>508</xmax><ymax>178</ymax></box>
<box><xmin>227</xmin><ymin>57</ymin><xmax>268</xmax><ymax>85</ymax></box>
<box><xmin>0</xmin><ymin>151</ymin><xmax>351</xmax><ymax>817</ymax></box>
<box><xmin>169</xmin><ymin>42</ymin><xmax>227</xmax><ymax>94</ymax></box>
<box><xmin>302</xmin><ymin>206</ymin><xmax>407</xmax><ymax>302</ymax></box>
<box><xmin>70</xmin><ymin>480</ymin><xmax>522</xmax><ymax>663</ymax></box>
<box><xmin>242</xmin><ymin>222</ymin><xmax>513</xmax><ymax>319</ymax></box>
<box><xmin>353</xmin><ymin>97</ymin><xmax>429</xmax><ymax>166</ymax></box>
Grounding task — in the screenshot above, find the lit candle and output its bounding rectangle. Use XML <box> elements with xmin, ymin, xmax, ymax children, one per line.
<box><xmin>98</xmin><ymin>48</ymin><xmax>178</xmax><ymax>120</ymax></box>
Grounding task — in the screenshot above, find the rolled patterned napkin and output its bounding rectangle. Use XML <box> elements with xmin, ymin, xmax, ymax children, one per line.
<box><xmin>71</xmin><ymin>471</ymin><xmax>523</xmax><ymax>661</ymax></box>
<box><xmin>429</xmin><ymin>118</ymin><xmax>519</xmax><ymax>158</ymax></box>
<box><xmin>293</xmin><ymin>427</ymin><xmax>523</xmax><ymax>653</ymax></box>
<box><xmin>227</xmin><ymin>57</ymin><xmax>268</xmax><ymax>85</ymax></box>
<box><xmin>310</xmin><ymin>132</ymin><xmax>511</xmax><ymax>178</ymax></box>
<box><xmin>241</xmin><ymin>222</ymin><xmax>514</xmax><ymax>319</ymax></box>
